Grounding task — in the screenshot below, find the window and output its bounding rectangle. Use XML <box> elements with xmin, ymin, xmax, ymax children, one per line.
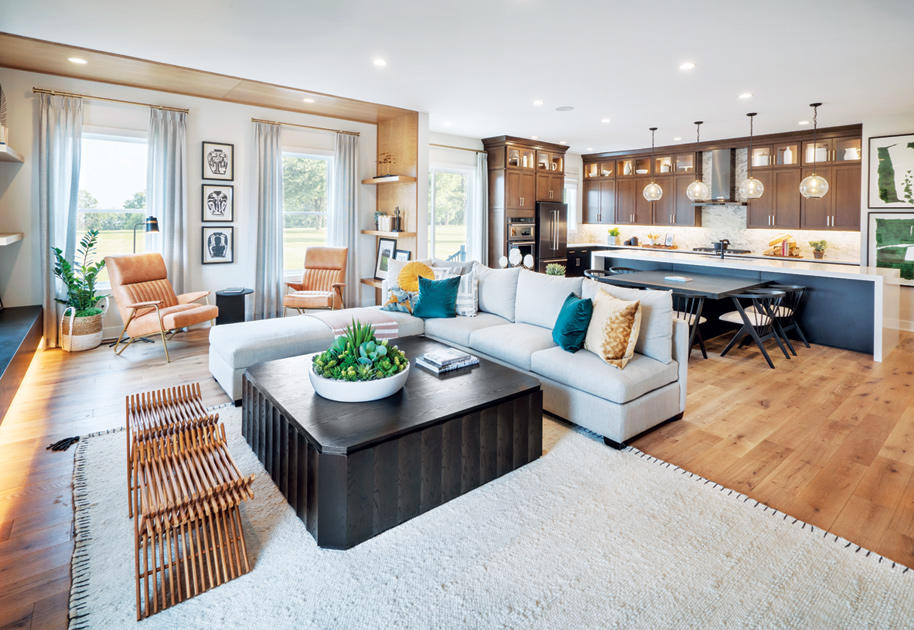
<box><xmin>76</xmin><ymin>132</ymin><xmax>148</xmax><ymax>283</ymax></box>
<box><xmin>564</xmin><ymin>178</ymin><xmax>578</xmax><ymax>234</ymax></box>
<box><xmin>282</xmin><ymin>152</ymin><xmax>331</xmax><ymax>273</ymax></box>
<box><xmin>428</xmin><ymin>167</ymin><xmax>471</xmax><ymax>261</ymax></box>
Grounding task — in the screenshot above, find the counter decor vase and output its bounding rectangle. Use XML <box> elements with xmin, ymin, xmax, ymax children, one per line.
<box><xmin>309</xmin><ymin>320</ymin><xmax>410</xmax><ymax>402</ymax></box>
<box><xmin>813</xmin><ymin>250</ymin><xmax>825</xmax><ymax>259</ymax></box>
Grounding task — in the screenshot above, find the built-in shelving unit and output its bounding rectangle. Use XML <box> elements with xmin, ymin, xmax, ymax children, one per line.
<box><xmin>360</xmin><ymin>230</ymin><xmax>417</xmax><ymax>239</ymax></box>
<box><xmin>0</xmin><ymin>233</ymin><xmax>24</xmax><ymax>246</ymax></box>
<box><xmin>0</xmin><ymin>145</ymin><xmax>24</xmax><ymax>163</ymax></box>
<box><xmin>361</xmin><ymin>175</ymin><xmax>417</xmax><ymax>185</ymax></box>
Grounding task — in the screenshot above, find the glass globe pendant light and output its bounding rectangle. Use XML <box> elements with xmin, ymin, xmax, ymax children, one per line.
<box><xmin>738</xmin><ymin>112</ymin><xmax>765</xmax><ymax>200</ymax></box>
<box><xmin>799</xmin><ymin>102</ymin><xmax>829</xmax><ymax>199</ymax></box>
<box><xmin>686</xmin><ymin>121</ymin><xmax>711</xmax><ymax>201</ymax></box>
<box><xmin>642</xmin><ymin>127</ymin><xmax>663</xmax><ymax>201</ymax></box>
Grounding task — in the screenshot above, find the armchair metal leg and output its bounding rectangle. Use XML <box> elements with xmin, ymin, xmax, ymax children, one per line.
<box><xmin>159</xmin><ymin>327</ymin><xmax>171</xmax><ymax>363</ymax></box>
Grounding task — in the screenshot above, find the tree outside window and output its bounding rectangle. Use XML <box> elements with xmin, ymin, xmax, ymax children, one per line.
<box><xmin>282</xmin><ymin>153</ymin><xmax>331</xmax><ymax>273</ymax></box>
<box><xmin>428</xmin><ymin>167</ymin><xmax>470</xmax><ymax>261</ymax></box>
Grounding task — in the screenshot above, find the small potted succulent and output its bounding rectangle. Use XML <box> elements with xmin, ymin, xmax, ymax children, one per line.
<box><xmin>52</xmin><ymin>230</ymin><xmax>109</xmax><ymax>351</ymax></box>
<box><xmin>309</xmin><ymin>320</ymin><xmax>410</xmax><ymax>402</ymax></box>
<box><xmin>545</xmin><ymin>263</ymin><xmax>566</xmax><ymax>276</ymax></box>
<box><xmin>607</xmin><ymin>227</ymin><xmax>621</xmax><ymax>245</ymax></box>
<box><xmin>809</xmin><ymin>240</ymin><xmax>828</xmax><ymax>259</ymax></box>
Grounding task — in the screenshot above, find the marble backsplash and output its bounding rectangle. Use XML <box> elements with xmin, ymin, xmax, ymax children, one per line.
<box><xmin>572</xmin><ymin>148</ymin><xmax>862</xmax><ymax>263</ymax></box>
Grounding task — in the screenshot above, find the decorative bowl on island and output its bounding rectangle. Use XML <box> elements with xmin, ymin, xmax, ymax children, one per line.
<box><xmin>309</xmin><ymin>320</ymin><xmax>410</xmax><ymax>402</ymax></box>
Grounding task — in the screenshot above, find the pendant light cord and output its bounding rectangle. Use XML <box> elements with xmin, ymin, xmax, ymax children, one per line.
<box><xmin>811</xmin><ymin>103</ymin><xmax>819</xmax><ymax>174</ymax></box>
<box><xmin>649</xmin><ymin>127</ymin><xmax>657</xmax><ymax>183</ymax></box>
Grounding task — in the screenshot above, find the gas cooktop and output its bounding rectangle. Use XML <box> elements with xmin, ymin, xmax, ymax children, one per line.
<box><xmin>692</xmin><ymin>246</ymin><xmax>752</xmax><ymax>254</ymax></box>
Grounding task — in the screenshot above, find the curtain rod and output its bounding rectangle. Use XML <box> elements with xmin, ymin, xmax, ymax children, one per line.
<box><xmin>32</xmin><ymin>87</ymin><xmax>189</xmax><ymax>114</ymax></box>
<box><xmin>430</xmin><ymin>142</ymin><xmax>485</xmax><ymax>154</ymax></box>
<box><xmin>251</xmin><ymin>117</ymin><xmax>360</xmax><ymax>136</ymax></box>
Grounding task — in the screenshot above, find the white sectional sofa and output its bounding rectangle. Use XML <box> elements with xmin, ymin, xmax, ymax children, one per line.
<box><xmin>209</xmin><ymin>268</ymin><xmax>688</xmax><ymax>447</ymax></box>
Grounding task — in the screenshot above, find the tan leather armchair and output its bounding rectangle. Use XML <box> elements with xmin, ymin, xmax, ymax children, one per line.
<box><xmin>106</xmin><ymin>253</ymin><xmax>218</xmax><ymax>362</ymax></box>
<box><xmin>283</xmin><ymin>247</ymin><xmax>348</xmax><ymax>313</ymax></box>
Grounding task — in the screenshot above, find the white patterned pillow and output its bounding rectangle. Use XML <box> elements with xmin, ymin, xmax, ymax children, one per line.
<box><xmin>431</xmin><ymin>267</ymin><xmax>478</xmax><ymax>317</ymax></box>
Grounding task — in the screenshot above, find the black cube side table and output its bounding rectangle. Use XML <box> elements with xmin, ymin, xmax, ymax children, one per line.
<box><xmin>215</xmin><ymin>288</ymin><xmax>254</xmax><ymax>325</ymax></box>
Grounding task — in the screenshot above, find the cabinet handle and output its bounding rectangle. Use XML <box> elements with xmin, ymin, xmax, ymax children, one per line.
<box><xmin>520</xmin><ymin>196</ymin><xmax>524</xmax><ymax>207</ymax></box>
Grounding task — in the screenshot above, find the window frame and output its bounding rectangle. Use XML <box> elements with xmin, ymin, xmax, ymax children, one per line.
<box><xmin>428</xmin><ymin>163</ymin><xmax>474</xmax><ymax>263</ymax></box>
<box><xmin>281</xmin><ymin>149</ymin><xmax>333</xmax><ymax>278</ymax></box>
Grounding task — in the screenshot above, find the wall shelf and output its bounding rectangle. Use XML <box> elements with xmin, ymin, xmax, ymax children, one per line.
<box><xmin>361</xmin><ymin>175</ymin><xmax>417</xmax><ymax>185</ymax></box>
<box><xmin>0</xmin><ymin>145</ymin><xmax>24</xmax><ymax>163</ymax></box>
<box><xmin>0</xmin><ymin>233</ymin><xmax>24</xmax><ymax>246</ymax></box>
<box><xmin>360</xmin><ymin>230</ymin><xmax>417</xmax><ymax>239</ymax></box>
<box><xmin>360</xmin><ymin>278</ymin><xmax>384</xmax><ymax>289</ymax></box>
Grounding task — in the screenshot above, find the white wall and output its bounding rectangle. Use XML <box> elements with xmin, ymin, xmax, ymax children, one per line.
<box><xmin>860</xmin><ymin>111</ymin><xmax>914</xmax><ymax>332</ymax></box>
<box><xmin>0</xmin><ymin>67</ymin><xmax>379</xmax><ymax>334</ymax></box>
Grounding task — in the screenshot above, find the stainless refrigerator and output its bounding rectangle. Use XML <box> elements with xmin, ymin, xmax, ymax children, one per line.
<box><xmin>535</xmin><ymin>201</ymin><xmax>567</xmax><ymax>273</ymax></box>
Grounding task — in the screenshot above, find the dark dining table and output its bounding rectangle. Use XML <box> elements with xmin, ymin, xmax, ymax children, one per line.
<box><xmin>593</xmin><ymin>270</ymin><xmax>768</xmax><ymax>357</ymax></box>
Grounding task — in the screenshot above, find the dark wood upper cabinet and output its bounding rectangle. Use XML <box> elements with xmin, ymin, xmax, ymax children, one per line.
<box><xmin>772</xmin><ymin>168</ymin><xmax>801</xmax><ymax>229</ymax></box>
<box><xmin>599</xmin><ymin>180</ymin><xmax>615</xmax><ymax>224</ymax></box>
<box><xmin>831</xmin><ymin>164</ymin><xmax>861</xmax><ymax>230</ymax></box>
<box><xmin>652</xmin><ymin>183</ymin><xmax>675</xmax><ymax>225</ymax></box>
<box><xmin>634</xmin><ymin>178</ymin><xmax>653</xmax><ymax>225</ymax></box>
<box><xmin>507</xmin><ymin>170</ymin><xmax>535</xmax><ymax>209</ymax></box>
<box><xmin>615</xmin><ymin>178</ymin><xmax>636</xmax><ymax>224</ymax></box>
<box><xmin>583</xmin><ymin>180</ymin><xmax>600</xmax><ymax>223</ymax></box>
<box><xmin>673</xmin><ymin>174</ymin><xmax>701</xmax><ymax>226</ymax></box>
<box><xmin>746</xmin><ymin>171</ymin><xmax>774</xmax><ymax>228</ymax></box>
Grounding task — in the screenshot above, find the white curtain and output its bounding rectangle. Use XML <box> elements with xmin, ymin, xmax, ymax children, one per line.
<box><xmin>252</xmin><ymin>121</ymin><xmax>284</xmax><ymax>319</ymax></box>
<box><xmin>468</xmin><ymin>151</ymin><xmax>489</xmax><ymax>264</ymax></box>
<box><xmin>147</xmin><ymin>108</ymin><xmax>188</xmax><ymax>293</ymax></box>
<box><xmin>328</xmin><ymin>132</ymin><xmax>360</xmax><ymax>307</ymax></box>
<box><xmin>38</xmin><ymin>94</ymin><xmax>83</xmax><ymax>349</ymax></box>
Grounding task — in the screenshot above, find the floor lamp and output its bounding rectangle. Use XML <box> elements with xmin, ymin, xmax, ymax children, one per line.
<box><xmin>133</xmin><ymin>216</ymin><xmax>159</xmax><ymax>253</ymax></box>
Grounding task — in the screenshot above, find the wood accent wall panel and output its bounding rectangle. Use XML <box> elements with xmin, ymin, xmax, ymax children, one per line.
<box><xmin>375</xmin><ymin>111</ymin><xmax>419</xmax><ymax>250</ymax></box>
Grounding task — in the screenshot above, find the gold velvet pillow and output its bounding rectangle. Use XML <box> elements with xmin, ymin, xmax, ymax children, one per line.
<box><xmin>397</xmin><ymin>262</ymin><xmax>435</xmax><ymax>292</ymax></box>
<box><xmin>584</xmin><ymin>289</ymin><xmax>641</xmax><ymax>369</ymax></box>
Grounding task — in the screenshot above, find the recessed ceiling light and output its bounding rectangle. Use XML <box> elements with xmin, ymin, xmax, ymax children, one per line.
<box><xmin>738</xmin><ymin>92</ymin><xmax>753</xmax><ymax>99</ymax></box>
<box><xmin>586</xmin><ymin>147</ymin><xmax>594</xmax><ymax>151</ymax></box>
<box><xmin>372</xmin><ymin>57</ymin><xmax>387</xmax><ymax>67</ymax></box>
<box><xmin>532</xmin><ymin>99</ymin><xmax>543</xmax><ymax>106</ymax></box>
<box><xmin>302</xmin><ymin>97</ymin><xmax>315</xmax><ymax>103</ymax></box>
<box><xmin>444</xmin><ymin>121</ymin><xmax>453</xmax><ymax>127</ymax></box>
<box><xmin>68</xmin><ymin>56</ymin><xmax>87</xmax><ymax>64</ymax></box>
<box><xmin>531</xmin><ymin>135</ymin><xmax>538</xmax><ymax>140</ymax></box>
<box><xmin>679</xmin><ymin>61</ymin><xmax>695</xmax><ymax>71</ymax></box>
<box><xmin>559</xmin><ymin>140</ymin><xmax>567</xmax><ymax>145</ymax></box>
<box><xmin>555</xmin><ymin>105</ymin><xmax>574</xmax><ymax>112</ymax></box>
<box><xmin>673</xmin><ymin>136</ymin><xmax>682</xmax><ymax>141</ymax></box>
<box><xmin>798</xmin><ymin>120</ymin><xmax>810</xmax><ymax>125</ymax></box>
<box><xmin>600</xmin><ymin>117</ymin><xmax>610</xmax><ymax>124</ymax></box>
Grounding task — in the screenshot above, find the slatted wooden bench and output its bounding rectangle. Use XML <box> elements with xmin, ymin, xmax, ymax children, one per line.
<box><xmin>126</xmin><ymin>383</ymin><xmax>254</xmax><ymax>619</ymax></box>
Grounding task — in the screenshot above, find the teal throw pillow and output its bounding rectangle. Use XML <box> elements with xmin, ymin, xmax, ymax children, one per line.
<box><xmin>413</xmin><ymin>275</ymin><xmax>460</xmax><ymax>319</ymax></box>
<box><xmin>552</xmin><ymin>293</ymin><xmax>593</xmax><ymax>352</ymax></box>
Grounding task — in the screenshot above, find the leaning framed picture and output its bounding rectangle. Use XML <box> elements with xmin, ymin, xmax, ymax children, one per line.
<box><xmin>202</xmin><ymin>184</ymin><xmax>234</xmax><ymax>222</ymax></box>
<box><xmin>393</xmin><ymin>249</ymin><xmax>411</xmax><ymax>262</ymax></box>
<box><xmin>202</xmin><ymin>226</ymin><xmax>234</xmax><ymax>264</ymax></box>
<box><xmin>202</xmin><ymin>141</ymin><xmax>234</xmax><ymax>181</ymax></box>
<box><xmin>868</xmin><ymin>133</ymin><xmax>914</xmax><ymax>209</ymax></box>
<box><xmin>866</xmin><ymin>212</ymin><xmax>914</xmax><ymax>286</ymax></box>
<box><xmin>374</xmin><ymin>237</ymin><xmax>397</xmax><ymax>279</ymax></box>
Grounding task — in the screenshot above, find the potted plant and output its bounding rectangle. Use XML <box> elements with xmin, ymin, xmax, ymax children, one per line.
<box><xmin>809</xmin><ymin>240</ymin><xmax>828</xmax><ymax>259</ymax></box>
<box><xmin>608</xmin><ymin>227</ymin><xmax>621</xmax><ymax>245</ymax></box>
<box><xmin>545</xmin><ymin>263</ymin><xmax>566</xmax><ymax>276</ymax></box>
<box><xmin>310</xmin><ymin>320</ymin><xmax>410</xmax><ymax>402</ymax></box>
<box><xmin>52</xmin><ymin>230</ymin><xmax>108</xmax><ymax>351</ymax></box>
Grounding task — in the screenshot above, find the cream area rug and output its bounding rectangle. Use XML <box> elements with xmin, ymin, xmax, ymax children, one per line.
<box><xmin>69</xmin><ymin>407</ymin><xmax>912</xmax><ymax>629</ymax></box>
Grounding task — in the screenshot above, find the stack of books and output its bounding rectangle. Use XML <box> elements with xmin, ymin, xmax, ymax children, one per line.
<box><xmin>415</xmin><ymin>348</ymin><xmax>479</xmax><ymax>375</ymax></box>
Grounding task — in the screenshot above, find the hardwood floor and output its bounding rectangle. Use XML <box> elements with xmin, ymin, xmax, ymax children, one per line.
<box><xmin>1</xmin><ymin>328</ymin><xmax>912</xmax><ymax>628</ymax></box>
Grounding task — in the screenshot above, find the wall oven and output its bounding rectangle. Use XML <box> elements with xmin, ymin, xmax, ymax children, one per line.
<box><xmin>508</xmin><ymin>218</ymin><xmax>535</xmax><ymax>242</ymax></box>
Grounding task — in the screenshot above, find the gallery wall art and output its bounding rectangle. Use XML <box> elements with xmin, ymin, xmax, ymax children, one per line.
<box><xmin>202</xmin><ymin>141</ymin><xmax>234</xmax><ymax>181</ymax></box>
<box><xmin>203</xmin><ymin>226</ymin><xmax>234</xmax><ymax>264</ymax></box>
<box><xmin>867</xmin><ymin>212</ymin><xmax>914</xmax><ymax>286</ymax></box>
<box><xmin>202</xmin><ymin>184</ymin><xmax>234</xmax><ymax>222</ymax></box>
<box><xmin>868</xmin><ymin>133</ymin><xmax>914</xmax><ymax>209</ymax></box>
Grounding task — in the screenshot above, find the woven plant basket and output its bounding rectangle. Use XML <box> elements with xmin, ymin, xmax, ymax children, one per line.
<box><xmin>60</xmin><ymin>298</ymin><xmax>108</xmax><ymax>352</ymax></box>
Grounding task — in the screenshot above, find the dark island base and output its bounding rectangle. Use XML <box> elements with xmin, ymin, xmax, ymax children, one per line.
<box><xmin>242</xmin><ymin>379</ymin><xmax>543</xmax><ymax>549</ymax></box>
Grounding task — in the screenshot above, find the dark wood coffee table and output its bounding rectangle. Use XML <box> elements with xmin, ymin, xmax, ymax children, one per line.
<box><xmin>241</xmin><ymin>336</ymin><xmax>543</xmax><ymax>549</ymax></box>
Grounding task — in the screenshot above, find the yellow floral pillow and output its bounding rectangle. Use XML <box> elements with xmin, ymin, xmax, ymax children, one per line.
<box><xmin>398</xmin><ymin>262</ymin><xmax>435</xmax><ymax>292</ymax></box>
<box><xmin>584</xmin><ymin>289</ymin><xmax>641</xmax><ymax>368</ymax></box>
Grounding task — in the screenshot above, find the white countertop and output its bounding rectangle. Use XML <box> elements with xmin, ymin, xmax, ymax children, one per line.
<box><xmin>592</xmin><ymin>248</ymin><xmax>900</xmax><ymax>283</ymax></box>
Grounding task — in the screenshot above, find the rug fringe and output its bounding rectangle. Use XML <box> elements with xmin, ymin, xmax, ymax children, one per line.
<box><xmin>625</xmin><ymin>445</ymin><xmax>912</xmax><ymax>574</ymax></box>
<box><xmin>67</xmin><ymin>436</ymin><xmax>93</xmax><ymax>630</ymax></box>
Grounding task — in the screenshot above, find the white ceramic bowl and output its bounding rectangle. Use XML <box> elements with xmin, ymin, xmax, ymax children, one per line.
<box><xmin>308</xmin><ymin>362</ymin><xmax>410</xmax><ymax>402</ymax></box>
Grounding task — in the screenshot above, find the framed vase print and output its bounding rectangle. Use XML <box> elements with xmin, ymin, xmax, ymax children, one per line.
<box><xmin>868</xmin><ymin>133</ymin><xmax>914</xmax><ymax>209</ymax></box>
<box><xmin>202</xmin><ymin>184</ymin><xmax>234</xmax><ymax>222</ymax></box>
<box><xmin>202</xmin><ymin>141</ymin><xmax>234</xmax><ymax>181</ymax></box>
<box><xmin>393</xmin><ymin>249</ymin><xmax>411</xmax><ymax>262</ymax></box>
<box><xmin>374</xmin><ymin>237</ymin><xmax>397</xmax><ymax>279</ymax></box>
<box><xmin>867</xmin><ymin>212</ymin><xmax>914</xmax><ymax>286</ymax></box>
<box><xmin>202</xmin><ymin>226</ymin><xmax>234</xmax><ymax>264</ymax></box>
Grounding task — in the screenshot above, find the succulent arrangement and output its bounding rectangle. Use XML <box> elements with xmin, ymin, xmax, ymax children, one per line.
<box><xmin>312</xmin><ymin>320</ymin><xmax>408</xmax><ymax>382</ymax></box>
<box><xmin>545</xmin><ymin>263</ymin><xmax>566</xmax><ymax>276</ymax></box>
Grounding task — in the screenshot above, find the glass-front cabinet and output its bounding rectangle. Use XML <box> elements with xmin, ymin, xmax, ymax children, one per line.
<box><xmin>834</xmin><ymin>137</ymin><xmax>862</xmax><ymax>162</ymax></box>
<box><xmin>750</xmin><ymin>146</ymin><xmax>773</xmax><ymax>168</ymax></box>
<box><xmin>617</xmin><ymin>158</ymin><xmax>634</xmax><ymax>177</ymax></box>
<box><xmin>752</xmin><ymin>143</ymin><xmax>799</xmax><ymax>168</ymax></box>
<box><xmin>634</xmin><ymin>157</ymin><xmax>651</xmax><ymax>175</ymax></box>
<box><xmin>585</xmin><ymin>162</ymin><xmax>599</xmax><ymax>179</ymax></box>
<box><xmin>803</xmin><ymin>140</ymin><xmax>831</xmax><ymax>165</ymax></box>
<box><xmin>507</xmin><ymin>146</ymin><xmax>535</xmax><ymax>170</ymax></box>
<box><xmin>675</xmin><ymin>153</ymin><xmax>695</xmax><ymax>173</ymax></box>
<box><xmin>599</xmin><ymin>161</ymin><xmax>614</xmax><ymax>177</ymax></box>
<box><xmin>536</xmin><ymin>151</ymin><xmax>564</xmax><ymax>173</ymax></box>
<box><xmin>654</xmin><ymin>155</ymin><xmax>673</xmax><ymax>175</ymax></box>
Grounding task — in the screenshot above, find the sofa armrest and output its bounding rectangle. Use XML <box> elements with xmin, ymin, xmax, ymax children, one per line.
<box><xmin>126</xmin><ymin>300</ymin><xmax>161</xmax><ymax>309</ymax></box>
<box><xmin>671</xmin><ymin>318</ymin><xmax>689</xmax><ymax>413</ymax></box>
<box><xmin>178</xmin><ymin>290</ymin><xmax>210</xmax><ymax>305</ymax></box>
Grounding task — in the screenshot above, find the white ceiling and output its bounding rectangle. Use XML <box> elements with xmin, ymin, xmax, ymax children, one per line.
<box><xmin>3</xmin><ymin>0</ymin><xmax>913</xmax><ymax>152</ymax></box>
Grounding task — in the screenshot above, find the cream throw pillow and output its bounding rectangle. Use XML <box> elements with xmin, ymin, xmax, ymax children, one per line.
<box><xmin>584</xmin><ymin>289</ymin><xmax>641</xmax><ymax>369</ymax></box>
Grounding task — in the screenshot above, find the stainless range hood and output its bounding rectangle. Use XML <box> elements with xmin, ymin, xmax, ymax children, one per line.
<box><xmin>692</xmin><ymin>148</ymin><xmax>746</xmax><ymax>206</ymax></box>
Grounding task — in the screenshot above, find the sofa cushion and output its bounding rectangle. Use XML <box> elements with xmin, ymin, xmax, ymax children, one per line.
<box><xmin>424</xmin><ymin>312</ymin><xmax>510</xmax><ymax>347</ymax></box>
<box><xmin>347</xmin><ymin>306</ymin><xmax>425</xmax><ymax>337</ymax></box>
<box><xmin>474</xmin><ymin>264</ymin><xmax>520</xmax><ymax>321</ymax></box>
<box><xmin>468</xmin><ymin>322</ymin><xmax>557</xmax><ymax>371</ymax></box>
<box><xmin>530</xmin><ymin>346</ymin><xmax>679</xmax><ymax>404</ymax></box>
<box><xmin>514</xmin><ymin>269</ymin><xmax>583</xmax><ymax>330</ymax></box>
<box><xmin>583</xmin><ymin>279</ymin><xmax>674</xmax><ymax>364</ymax></box>
<box><xmin>210</xmin><ymin>315</ymin><xmax>335</xmax><ymax>367</ymax></box>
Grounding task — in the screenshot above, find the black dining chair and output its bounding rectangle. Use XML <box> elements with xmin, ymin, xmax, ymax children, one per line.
<box><xmin>672</xmin><ymin>293</ymin><xmax>708</xmax><ymax>359</ymax></box>
<box><xmin>584</xmin><ymin>269</ymin><xmax>610</xmax><ymax>281</ymax></box>
<box><xmin>718</xmin><ymin>289</ymin><xmax>791</xmax><ymax>369</ymax></box>
<box><xmin>760</xmin><ymin>284</ymin><xmax>810</xmax><ymax>351</ymax></box>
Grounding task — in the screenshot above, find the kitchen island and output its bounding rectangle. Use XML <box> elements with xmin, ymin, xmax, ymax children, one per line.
<box><xmin>591</xmin><ymin>248</ymin><xmax>901</xmax><ymax>361</ymax></box>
